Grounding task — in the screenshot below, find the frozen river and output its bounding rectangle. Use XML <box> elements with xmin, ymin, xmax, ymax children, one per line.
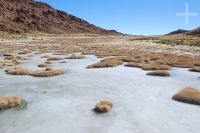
<box><xmin>0</xmin><ymin>55</ymin><xmax>200</xmax><ymax>133</ymax></box>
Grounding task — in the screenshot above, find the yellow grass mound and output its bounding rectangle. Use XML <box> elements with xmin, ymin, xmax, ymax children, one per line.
<box><xmin>31</xmin><ymin>69</ymin><xmax>66</xmax><ymax>77</ymax></box>
<box><xmin>172</xmin><ymin>87</ymin><xmax>200</xmax><ymax>105</ymax></box>
<box><xmin>142</xmin><ymin>64</ymin><xmax>171</xmax><ymax>71</ymax></box>
<box><xmin>87</xmin><ymin>57</ymin><xmax>123</xmax><ymax>68</ymax></box>
<box><xmin>38</xmin><ymin>63</ymin><xmax>51</xmax><ymax>68</ymax></box>
<box><xmin>93</xmin><ymin>101</ymin><xmax>113</xmax><ymax>113</ymax></box>
<box><xmin>47</xmin><ymin>57</ymin><xmax>63</xmax><ymax>61</ymax></box>
<box><xmin>65</xmin><ymin>54</ymin><xmax>86</xmax><ymax>59</ymax></box>
<box><xmin>189</xmin><ymin>67</ymin><xmax>200</xmax><ymax>73</ymax></box>
<box><xmin>124</xmin><ymin>62</ymin><xmax>143</xmax><ymax>68</ymax></box>
<box><xmin>41</xmin><ymin>55</ymin><xmax>52</xmax><ymax>58</ymax></box>
<box><xmin>147</xmin><ymin>71</ymin><xmax>170</xmax><ymax>77</ymax></box>
<box><xmin>45</xmin><ymin>68</ymin><xmax>53</xmax><ymax>71</ymax></box>
<box><xmin>6</xmin><ymin>66</ymin><xmax>33</xmax><ymax>75</ymax></box>
<box><xmin>0</xmin><ymin>96</ymin><xmax>22</xmax><ymax>110</ymax></box>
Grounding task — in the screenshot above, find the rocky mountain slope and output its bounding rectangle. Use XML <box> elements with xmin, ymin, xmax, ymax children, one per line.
<box><xmin>166</xmin><ymin>29</ymin><xmax>189</xmax><ymax>35</ymax></box>
<box><xmin>0</xmin><ymin>0</ymin><xmax>119</xmax><ymax>34</ymax></box>
<box><xmin>166</xmin><ymin>27</ymin><xmax>200</xmax><ymax>36</ymax></box>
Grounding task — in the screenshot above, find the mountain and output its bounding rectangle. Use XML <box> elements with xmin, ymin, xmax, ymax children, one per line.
<box><xmin>187</xmin><ymin>27</ymin><xmax>200</xmax><ymax>36</ymax></box>
<box><xmin>166</xmin><ymin>29</ymin><xmax>189</xmax><ymax>35</ymax></box>
<box><xmin>0</xmin><ymin>0</ymin><xmax>120</xmax><ymax>34</ymax></box>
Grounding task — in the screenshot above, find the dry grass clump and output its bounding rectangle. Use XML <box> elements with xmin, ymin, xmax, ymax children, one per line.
<box><xmin>172</xmin><ymin>87</ymin><xmax>200</xmax><ymax>105</ymax></box>
<box><xmin>3</xmin><ymin>53</ymin><xmax>16</xmax><ymax>57</ymax></box>
<box><xmin>93</xmin><ymin>101</ymin><xmax>113</xmax><ymax>113</ymax></box>
<box><xmin>41</xmin><ymin>55</ymin><xmax>52</xmax><ymax>58</ymax></box>
<box><xmin>142</xmin><ymin>64</ymin><xmax>171</xmax><ymax>71</ymax></box>
<box><xmin>87</xmin><ymin>57</ymin><xmax>123</xmax><ymax>68</ymax></box>
<box><xmin>38</xmin><ymin>63</ymin><xmax>51</xmax><ymax>68</ymax></box>
<box><xmin>189</xmin><ymin>67</ymin><xmax>200</xmax><ymax>73</ymax></box>
<box><xmin>45</xmin><ymin>67</ymin><xmax>53</xmax><ymax>71</ymax></box>
<box><xmin>122</xmin><ymin>57</ymin><xmax>140</xmax><ymax>63</ymax></box>
<box><xmin>44</xmin><ymin>60</ymin><xmax>52</xmax><ymax>64</ymax></box>
<box><xmin>31</xmin><ymin>69</ymin><xmax>66</xmax><ymax>77</ymax></box>
<box><xmin>47</xmin><ymin>57</ymin><xmax>63</xmax><ymax>61</ymax></box>
<box><xmin>17</xmin><ymin>56</ymin><xmax>29</xmax><ymax>60</ymax></box>
<box><xmin>18</xmin><ymin>51</ymin><xmax>29</xmax><ymax>55</ymax></box>
<box><xmin>146</xmin><ymin>70</ymin><xmax>170</xmax><ymax>77</ymax></box>
<box><xmin>125</xmin><ymin>62</ymin><xmax>171</xmax><ymax>71</ymax></box>
<box><xmin>65</xmin><ymin>54</ymin><xmax>86</xmax><ymax>59</ymax></box>
<box><xmin>6</xmin><ymin>66</ymin><xmax>33</xmax><ymax>75</ymax></box>
<box><xmin>0</xmin><ymin>96</ymin><xmax>22</xmax><ymax>110</ymax></box>
<box><xmin>124</xmin><ymin>62</ymin><xmax>144</xmax><ymax>68</ymax></box>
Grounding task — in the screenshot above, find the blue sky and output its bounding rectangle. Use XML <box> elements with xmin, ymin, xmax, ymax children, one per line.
<box><xmin>38</xmin><ymin>0</ymin><xmax>200</xmax><ymax>35</ymax></box>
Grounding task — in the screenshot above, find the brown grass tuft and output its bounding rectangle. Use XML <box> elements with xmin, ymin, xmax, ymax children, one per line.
<box><xmin>87</xmin><ymin>57</ymin><xmax>123</xmax><ymax>68</ymax></box>
<box><xmin>44</xmin><ymin>61</ymin><xmax>52</xmax><ymax>64</ymax></box>
<box><xmin>93</xmin><ymin>101</ymin><xmax>113</xmax><ymax>113</ymax></box>
<box><xmin>65</xmin><ymin>54</ymin><xmax>86</xmax><ymax>59</ymax></box>
<box><xmin>45</xmin><ymin>68</ymin><xmax>53</xmax><ymax>71</ymax></box>
<box><xmin>147</xmin><ymin>70</ymin><xmax>170</xmax><ymax>77</ymax></box>
<box><xmin>6</xmin><ymin>66</ymin><xmax>33</xmax><ymax>75</ymax></box>
<box><xmin>41</xmin><ymin>55</ymin><xmax>52</xmax><ymax>58</ymax></box>
<box><xmin>38</xmin><ymin>63</ymin><xmax>51</xmax><ymax>68</ymax></box>
<box><xmin>31</xmin><ymin>69</ymin><xmax>66</xmax><ymax>77</ymax></box>
<box><xmin>125</xmin><ymin>62</ymin><xmax>144</xmax><ymax>68</ymax></box>
<box><xmin>47</xmin><ymin>57</ymin><xmax>63</xmax><ymax>61</ymax></box>
<box><xmin>142</xmin><ymin>64</ymin><xmax>171</xmax><ymax>71</ymax></box>
<box><xmin>172</xmin><ymin>87</ymin><xmax>200</xmax><ymax>105</ymax></box>
<box><xmin>0</xmin><ymin>96</ymin><xmax>22</xmax><ymax>110</ymax></box>
<box><xmin>189</xmin><ymin>67</ymin><xmax>200</xmax><ymax>73</ymax></box>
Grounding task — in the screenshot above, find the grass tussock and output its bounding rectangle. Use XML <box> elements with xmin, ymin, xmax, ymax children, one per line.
<box><xmin>44</xmin><ymin>61</ymin><xmax>52</xmax><ymax>64</ymax></box>
<box><xmin>142</xmin><ymin>64</ymin><xmax>171</xmax><ymax>71</ymax></box>
<box><xmin>6</xmin><ymin>66</ymin><xmax>33</xmax><ymax>75</ymax></box>
<box><xmin>47</xmin><ymin>57</ymin><xmax>63</xmax><ymax>61</ymax></box>
<box><xmin>124</xmin><ymin>62</ymin><xmax>144</xmax><ymax>68</ymax></box>
<box><xmin>87</xmin><ymin>57</ymin><xmax>123</xmax><ymax>68</ymax></box>
<box><xmin>45</xmin><ymin>68</ymin><xmax>53</xmax><ymax>71</ymax></box>
<box><xmin>5</xmin><ymin>66</ymin><xmax>65</xmax><ymax>77</ymax></box>
<box><xmin>65</xmin><ymin>54</ymin><xmax>86</xmax><ymax>59</ymax></box>
<box><xmin>38</xmin><ymin>63</ymin><xmax>51</xmax><ymax>68</ymax></box>
<box><xmin>125</xmin><ymin>62</ymin><xmax>171</xmax><ymax>71</ymax></box>
<box><xmin>0</xmin><ymin>96</ymin><xmax>22</xmax><ymax>110</ymax></box>
<box><xmin>93</xmin><ymin>101</ymin><xmax>113</xmax><ymax>113</ymax></box>
<box><xmin>41</xmin><ymin>55</ymin><xmax>52</xmax><ymax>58</ymax></box>
<box><xmin>146</xmin><ymin>70</ymin><xmax>170</xmax><ymax>77</ymax></box>
<box><xmin>31</xmin><ymin>69</ymin><xmax>66</xmax><ymax>77</ymax></box>
<box><xmin>189</xmin><ymin>67</ymin><xmax>200</xmax><ymax>73</ymax></box>
<box><xmin>172</xmin><ymin>87</ymin><xmax>200</xmax><ymax>105</ymax></box>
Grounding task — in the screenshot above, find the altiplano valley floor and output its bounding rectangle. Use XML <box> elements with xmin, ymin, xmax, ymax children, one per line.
<box><xmin>0</xmin><ymin>35</ymin><xmax>200</xmax><ymax>133</ymax></box>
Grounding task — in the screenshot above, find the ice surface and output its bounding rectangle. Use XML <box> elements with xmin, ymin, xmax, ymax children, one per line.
<box><xmin>0</xmin><ymin>55</ymin><xmax>200</xmax><ymax>133</ymax></box>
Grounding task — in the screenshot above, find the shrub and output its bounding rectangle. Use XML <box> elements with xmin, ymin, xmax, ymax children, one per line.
<box><xmin>6</xmin><ymin>66</ymin><xmax>33</xmax><ymax>75</ymax></box>
<box><xmin>65</xmin><ymin>54</ymin><xmax>85</xmax><ymax>59</ymax></box>
<box><xmin>172</xmin><ymin>87</ymin><xmax>200</xmax><ymax>105</ymax></box>
<box><xmin>189</xmin><ymin>67</ymin><xmax>200</xmax><ymax>73</ymax></box>
<box><xmin>31</xmin><ymin>69</ymin><xmax>66</xmax><ymax>77</ymax></box>
<box><xmin>93</xmin><ymin>101</ymin><xmax>113</xmax><ymax>113</ymax></box>
<box><xmin>0</xmin><ymin>96</ymin><xmax>22</xmax><ymax>110</ymax></box>
<box><xmin>87</xmin><ymin>57</ymin><xmax>123</xmax><ymax>68</ymax></box>
<box><xmin>147</xmin><ymin>70</ymin><xmax>170</xmax><ymax>77</ymax></box>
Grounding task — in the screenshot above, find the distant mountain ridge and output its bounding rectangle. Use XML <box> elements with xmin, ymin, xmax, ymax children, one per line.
<box><xmin>188</xmin><ymin>27</ymin><xmax>200</xmax><ymax>36</ymax></box>
<box><xmin>0</xmin><ymin>0</ymin><xmax>120</xmax><ymax>34</ymax></box>
<box><xmin>166</xmin><ymin>29</ymin><xmax>189</xmax><ymax>35</ymax></box>
<box><xmin>166</xmin><ymin>27</ymin><xmax>200</xmax><ymax>36</ymax></box>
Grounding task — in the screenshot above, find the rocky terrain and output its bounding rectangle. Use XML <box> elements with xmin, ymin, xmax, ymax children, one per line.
<box><xmin>0</xmin><ymin>0</ymin><xmax>119</xmax><ymax>34</ymax></box>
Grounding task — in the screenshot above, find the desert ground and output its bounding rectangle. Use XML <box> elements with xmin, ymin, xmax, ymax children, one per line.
<box><xmin>0</xmin><ymin>34</ymin><xmax>200</xmax><ymax>133</ymax></box>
